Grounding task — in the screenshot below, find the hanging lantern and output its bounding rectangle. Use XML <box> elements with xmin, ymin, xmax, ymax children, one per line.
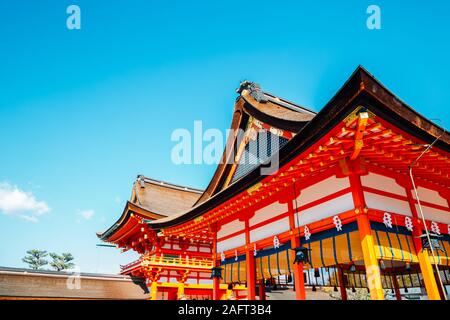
<box><xmin>349</xmin><ymin>262</ymin><xmax>356</xmax><ymax>272</ymax></box>
<box><xmin>314</xmin><ymin>268</ymin><xmax>320</xmax><ymax>278</ymax></box>
<box><xmin>210</xmin><ymin>267</ymin><xmax>223</xmax><ymax>279</ymax></box>
<box><xmin>419</xmin><ymin>232</ymin><xmax>444</xmax><ymax>252</ymax></box>
<box><xmin>287</xmin><ymin>273</ymin><xmax>293</xmax><ymax>283</ymax></box>
<box><xmin>292</xmin><ymin>246</ymin><xmax>311</xmax><ymax>264</ymax></box>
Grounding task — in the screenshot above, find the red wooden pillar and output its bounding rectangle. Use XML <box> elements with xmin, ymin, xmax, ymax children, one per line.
<box><xmin>337</xmin><ymin>268</ymin><xmax>348</xmax><ymax>301</ymax></box>
<box><xmin>435</xmin><ymin>273</ymin><xmax>447</xmax><ymax>300</ymax></box>
<box><xmin>346</xmin><ymin>158</ymin><xmax>384</xmax><ymax>300</ymax></box>
<box><xmin>245</xmin><ymin>219</ymin><xmax>256</xmax><ymax>300</ymax></box>
<box><xmin>246</xmin><ymin>249</ymin><xmax>256</xmax><ymax>300</ymax></box>
<box><xmin>167</xmin><ymin>289</ymin><xmax>178</xmax><ymax>300</ymax></box>
<box><xmin>286</xmin><ymin>186</ymin><xmax>306</xmax><ymax>300</ymax></box>
<box><xmin>290</xmin><ymin>237</ymin><xmax>306</xmax><ymax>300</ymax></box>
<box><xmin>258</xmin><ymin>279</ymin><xmax>266</xmax><ymax>300</ymax></box>
<box><xmin>403</xmin><ymin>182</ymin><xmax>441</xmax><ymax>300</ymax></box>
<box><xmin>213</xmin><ymin>277</ymin><xmax>221</xmax><ymax>300</ymax></box>
<box><xmin>211</xmin><ymin>223</ymin><xmax>221</xmax><ymax>300</ymax></box>
<box><xmin>392</xmin><ymin>274</ymin><xmax>402</xmax><ymax>301</ymax></box>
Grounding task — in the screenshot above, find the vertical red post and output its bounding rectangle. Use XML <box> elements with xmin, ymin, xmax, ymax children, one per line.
<box><xmin>213</xmin><ymin>277</ymin><xmax>221</xmax><ymax>300</ymax></box>
<box><xmin>392</xmin><ymin>274</ymin><xmax>402</xmax><ymax>301</ymax></box>
<box><xmin>211</xmin><ymin>223</ymin><xmax>221</xmax><ymax>300</ymax></box>
<box><xmin>286</xmin><ymin>188</ymin><xmax>306</xmax><ymax>300</ymax></box>
<box><xmin>347</xmin><ymin>158</ymin><xmax>384</xmax><ymax>300</ymax></box>
<box><xmin>435</xmin><ymin>274</ymin><xmax>447</xmax><ymax>300</ymax></box>
<box><xmin>245</xmin><ymin>219</ymin><xmax>256</xmax><ymax>300</ymax></box>
<box><xmin>404</xmin><ymin>183</ymin><xmax>441</xmax><ymax>300</ymax></box>
<box><xmin>337</xmin><ymin>268</ymin><xmax>348</xmax><ymax>301</ymax></box>
<box><xmin>246</xmin><ymin>249</ymin><xmax>256</xmax><ymax>300</ymax></box>
<box><xmin>258</xmin><ymin>279</ymin><xmax>266</xmax><ymax>300</ymax></box>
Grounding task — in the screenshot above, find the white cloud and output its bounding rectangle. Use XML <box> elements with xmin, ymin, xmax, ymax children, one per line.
<box><xmin>78</xmin><ymin>209</ymin><xmax>94</xmax><ymax>220</ymax></box>
<box><xmin>0</xmin><ymin>182</ymin><xmax>50</xmax><ymax>222</ymax></box>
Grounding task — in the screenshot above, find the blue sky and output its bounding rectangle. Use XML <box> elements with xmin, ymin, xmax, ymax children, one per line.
<box><xmin>0</xmin><ymin>1</ymin><xmax>449</xmax><ymax>274</ymax></box>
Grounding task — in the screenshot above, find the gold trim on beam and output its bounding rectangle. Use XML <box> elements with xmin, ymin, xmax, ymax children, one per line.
<box><xmin>344</xmin><ymin>106</ymin><xmax>375</xmax><ymax>126</ymax></box>
<box><xmin>247</xmin><ymin>182</ymin><xmax>262</xmax><ymax>195</ymax></box>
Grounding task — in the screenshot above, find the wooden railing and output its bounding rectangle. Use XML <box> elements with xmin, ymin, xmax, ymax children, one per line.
<box><xmin>141</xmin><ymin>255</ymin><xmax>213</xmax><ymax>269</ymax></box>
<box><xmin>120</xmin><ymin>258</ymin><xmax>143</xmax><ymax>271</ymax></box>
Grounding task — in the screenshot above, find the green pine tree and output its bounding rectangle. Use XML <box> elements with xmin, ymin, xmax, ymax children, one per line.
<box><xmin>22</xmin><ymin>249</ymin><xmax>48</xmax><ymax>270</ymax></box>
<box><xmin>49</xmin><ymin>252</ymin><xmax>75</xmax><ymax>271</ymax></box>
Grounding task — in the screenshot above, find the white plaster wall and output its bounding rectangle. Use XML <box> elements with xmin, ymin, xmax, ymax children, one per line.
<box><xmin>250</xmin><ymin>201</ymin><xmax>288</xmax><ymax>226</ymax></box>
<box><xmin>185</xmin><ymin>278</ymin><xmax>197</xmax><ymax>284</ymax></box>
<box><xmin>199</xmin><ymin>272</ymin><xmax>210</xmax><ymax>278</ymax></box>
<box><xmin>364</xmin><ymin>191</ymin><xmax>412</xmax><ymax>216</ymax></box>
<box><xmin>296</xmin><ymin>176</ymin><xmax>350</xmax><ymax>206</ymax></box>
<box><xmin>217</xmin><ymin>234</ymin><xmax>246</xmax><ymax>252</ymax></box>
<box><xmin>295</xmin><ymin>193</ymin><xmax>354</xmax><ymax>227</ymax></box>
<box><xmin>249</xmin><ymin>217</ymin><xmax>290</xmax><ymax>243</ymax></box>
<box><xmin>416</xmin><ymin>204</ymin><xmax>450</xmax><ymax>224</ymax></box>
<box><xmin>361</xmin><ymin>173</ymin><xmax>406</xmax><ymax>196</ymax></box>
<box><xmin>413</xmin><ymin>186</ymin><xmax>448</xmax><ymax>207</ymax></box>
<box><xmin>217</xmin><ymin>219</ymin><xmax>245</xmax><ymax>239</ymax></box>
<box><xmin>199</xmin><ymin>246</ymin><xmax>211</xmax><ymax>253</ymax></box>
<box><xmin>198</xmin><ymin>279</ymin><xmax>213</xmax><ymax>285</ymax></box>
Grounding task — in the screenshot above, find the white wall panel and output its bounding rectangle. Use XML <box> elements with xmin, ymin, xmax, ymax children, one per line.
<box><xmin>185</xmin><ymin>278</ymin><xmax>197</xmax><ymax>284</ymax></box>
<box><xmin>296</xmin><ymin>176</ymin><xmax>350</xmax><ymax>206</ymax></box>
<box><xmin>217</xmin><ymin>234</ymin><xmax>245</xmax><ymax>252</ymax></box>
<box><xmin>199</xmin><ymin>246</ymin><xmax>211</xmax><ymax>253</ymax></box>
<box><xmin>250</xmin><ymin>201</ymin><xmax>287</xmax><ymax>226</ymax></box>
<box><xmin>364</xmin><ymin>192</ymin><xmax>412</xmax><ymax>216</ymax></box>
<box><xmin>199</xmin><ymin>272</ymin><xmax>210</xmax><ymax>278</ymax></box>
<box><xmin>413</xmin><ymin>186</ymin><xmax>448</xmax><ymax>207</ymax></box>
<box><xmin>199</xmin><ymin>279</ymin><xmax>213</xmax><ymax>285</ymax></box>
<box><xmin>416</xmin><ymin>204</ymin><xmax>450</xmax><ymax>224</ymax></box>
<box><xmin>361</xmin><ymin>173</ymin><xmax>406</xmax><ymax>196</ymax></box>
<box><xmin>249</xmin><ymin>217</ymin><xmax>290</xmax><ymax>243</ymax></box>
<box><xmin>217</xmin><ymin>220</ymin><xmax>245</xmax><ymax>239</ymax></box>
<box><xmin>295</xmin><ymin>193</ymin><xmax>354</xmax><ymax>227</ymax></box>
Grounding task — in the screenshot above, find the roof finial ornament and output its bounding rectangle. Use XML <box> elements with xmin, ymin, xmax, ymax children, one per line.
<box><xmin>236</xmin><ymin>80</ymin><xmax>268</xmax><ymax>103</ymax></box>
<box><xmin>137</xmin><ymin>174</ymin><xmax>145</xmax><ymax>188</ymax></box>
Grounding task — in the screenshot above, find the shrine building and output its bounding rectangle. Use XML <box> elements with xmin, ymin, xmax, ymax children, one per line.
<box><xmin>97</xmin><ymin>66</ymin><xmax>450</xmax><ymax>300</ymax></box>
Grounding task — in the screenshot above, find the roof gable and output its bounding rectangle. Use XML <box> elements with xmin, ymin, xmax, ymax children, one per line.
<box><xmin>132</xmin><ymin>176</ymin><xmax>203</xmax><ymax>216</ymax></box>
<box><xmin>148</xmin><ymin>66</ymin><xmax>450</xmax><ymax>230</ymax></box>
